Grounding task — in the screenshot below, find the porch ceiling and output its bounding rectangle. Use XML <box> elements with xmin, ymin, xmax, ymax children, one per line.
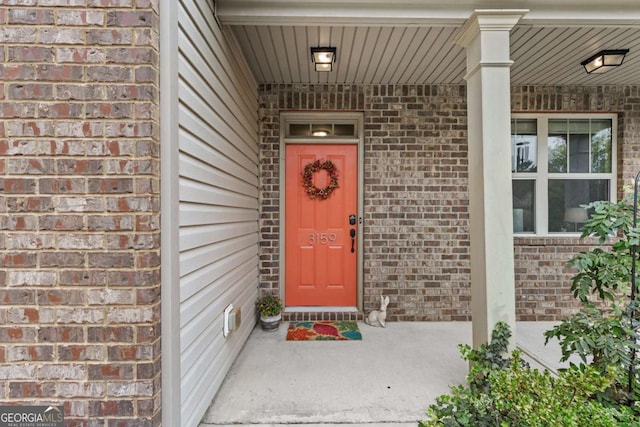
<box><xmin>216</xmin><ymin>1</ymin><xmax>640</xmax><ymax>86</ymax></box>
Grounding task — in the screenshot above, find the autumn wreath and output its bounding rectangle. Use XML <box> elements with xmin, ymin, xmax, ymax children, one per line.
<box><xmin>302</xmin><ymin>159</ymin><xmax>339</xmax><ymax>200</ymax></box>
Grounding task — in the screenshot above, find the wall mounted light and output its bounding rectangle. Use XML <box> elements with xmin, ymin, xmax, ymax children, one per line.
<box><xmin>310</xmin><ymin>47</ymin><xmax>336</xmax><ymax>72</ymax></box>
<box><xmin>581</xmin><ymin>49</ymin><xmax>629</xmax><ymax>74</ymax></box>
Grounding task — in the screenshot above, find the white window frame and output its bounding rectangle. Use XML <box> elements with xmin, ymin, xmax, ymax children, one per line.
<box><xmin>512</xmin><ymin>113</ymin><xmax>617</xmax><ymax>236</ymax></box>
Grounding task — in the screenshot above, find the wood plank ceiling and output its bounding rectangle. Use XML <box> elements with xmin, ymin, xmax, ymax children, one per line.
<box><xmin>230</xmin><ymin>24</ymin><xmax>640</xmax><ymax>86</ymax></box>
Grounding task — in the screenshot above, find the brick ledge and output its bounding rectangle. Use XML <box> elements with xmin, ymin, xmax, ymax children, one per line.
<box><xmin>283</xmin><ymin>310</ymin><xmax>363</xmax><ymax>322</ymax></box>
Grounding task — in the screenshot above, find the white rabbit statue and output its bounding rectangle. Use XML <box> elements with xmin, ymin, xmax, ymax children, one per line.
<box><xmin>364</xmin><ymin>295</ymin><xmax>390</xmax><ymax>327</ymax></box>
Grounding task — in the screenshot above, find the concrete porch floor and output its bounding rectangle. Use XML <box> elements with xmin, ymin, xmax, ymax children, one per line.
<box><xmin>200</xmin><ymin>321</ymin><xmax>566</xmax><ymax>427</ymax></box>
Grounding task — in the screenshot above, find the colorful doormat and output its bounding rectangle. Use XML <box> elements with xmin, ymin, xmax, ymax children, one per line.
<box><xmin>286</xmin><ymin>321</ymin><xmax>362</xmax><ymax>341</ymax></box>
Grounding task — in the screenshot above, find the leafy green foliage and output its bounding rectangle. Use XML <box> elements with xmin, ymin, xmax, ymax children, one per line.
<box><xmin>459</xmin><ymin>321</ymin><xmax>519</xmax><ymax>393</ymax></box>
<box><xmin>422</xmin><ymin>198</ymin><xmax>640</xmax><ymax>426</ymax></box>
<box><xmin>566</xmin><ymin>199</ymin><xmax>634</xmax><ymax>303</ymax></box>
<box><xmin>544</xmin><ymin>198</ymin><xmax>640</xmax><ymax>408</ymax></box>
<box><xmin>255</xmin><ymin>294</ymin><xmax>283</xmax><ymax>317</ymax></box>
<box><xmin>569</xmin><ymin>248</ymin><xmax>632</xmax><ymax>303</ymax></box>
<box><xmin>421</xmin><ymin>322</ymin><xmax>627</xmax><ymax>427</ymax></box>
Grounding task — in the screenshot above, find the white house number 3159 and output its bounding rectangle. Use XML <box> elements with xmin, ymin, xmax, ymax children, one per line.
<box><xmin>308</xmin><ymin>232</ymin><xmax>337</xmax><ymax>245</ymax></box>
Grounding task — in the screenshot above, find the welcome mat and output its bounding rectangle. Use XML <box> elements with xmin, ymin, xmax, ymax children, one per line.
<box><xmin>286</xmin><ymin>321</ymin><xmax>362</xmax><ymax>341</ymax></box>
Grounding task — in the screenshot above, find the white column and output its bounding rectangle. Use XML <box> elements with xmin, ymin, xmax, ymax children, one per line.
<box><xmin>454</xmin><ymin>10</ymin><xmax>527</xmax><ymax>348</ymax></box>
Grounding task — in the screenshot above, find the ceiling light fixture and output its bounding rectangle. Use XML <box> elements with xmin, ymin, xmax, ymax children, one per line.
<box><xmin>581</xmin><ymin>49</ymin><xmax>629</xmax><ymax>74</ymax></box>
<box><xmin>310</xmin><ymin>47</ymin><xmax>336</xmax><ymax>72</ymax></box>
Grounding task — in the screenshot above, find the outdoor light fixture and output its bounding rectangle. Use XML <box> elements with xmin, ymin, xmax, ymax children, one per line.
<box><xmin>311</xmin><ymin>124</ymin><xmax>331</xmax><ymax>137</ymax></box>
<box><xmin>310</xmin><ymin>47</ymin><xmax>336</xmax><ymax>72</ymax></box>
<box><xmin>581</xmin><ymin>49</ymin><xmax>629</xmax><ymax>74</ymax></box>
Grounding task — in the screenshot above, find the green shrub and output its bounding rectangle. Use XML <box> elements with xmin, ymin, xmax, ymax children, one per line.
<box><xmin>422</xmin><ymin>197</ymin><xmax>640</xmax><ymax>425</ymax></box>
<box><xmin>544</xmin><ymin>198</ymin><xmax>640</xmax><ymax>406</ymax></box>
<box><xmin>459</xmin><ymin>321</ymin><xmax>519</xmax><ymax>393</ymax></box>
<box><xmin>420</xmin><ymin>322</ymin><xmax>632</xmax><ymax>427</ymax></box>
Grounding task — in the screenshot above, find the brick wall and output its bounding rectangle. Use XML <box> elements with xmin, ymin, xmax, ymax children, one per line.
<box><xmin>260</xmin><ymin>84</ymin><xmax>471</xmax><ymax>321</ymax></box>
<box><xmin>260</xmin><ymin>84</ymin><xmax>640</xmax><ymax>322</ymax></box>
<box><xmin>511</xmin><ymin>86</ymin><xmax>640</xmax><ymax>320</ymax></box>
<box><xmin>365</xmin><ymin>85</ymin><xmax>470</xmax><ymax>321</ymax></box>
<box><xmin>0</xmin><ymin>2</ymin><xmax>161</xmax><ymax>425</ymax></box>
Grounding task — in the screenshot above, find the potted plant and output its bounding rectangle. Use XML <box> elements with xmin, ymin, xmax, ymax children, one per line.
<box><xmin>256</xmin><ymin>294</ymin><xmax>283</xmax><ymax>331</ymax></box>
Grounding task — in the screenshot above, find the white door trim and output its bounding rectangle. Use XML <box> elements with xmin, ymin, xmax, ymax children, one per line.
<box><xmin>279</xmin><ymin>112</ymin><xmax>365</xmax><ymax>310</ymax></box>
<box><xmin>159</xmin><ymin>0</ymin><xmax>181</xmax><ymax>425</ymax></box>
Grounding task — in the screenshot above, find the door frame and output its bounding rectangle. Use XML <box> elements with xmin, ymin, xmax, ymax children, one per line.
<box><xmin>279</xmin><ymin>111</ymin><xmax>365</xmax><ymax>310</ymax></box>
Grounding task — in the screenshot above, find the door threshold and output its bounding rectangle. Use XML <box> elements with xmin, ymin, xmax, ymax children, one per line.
<box><xmin>285</xmin><ymin>306</ymin><xmax>359</xmax><ymax>313</ymax></box>
<box><xmin>283</xmin><ymin>306</ymin><xmax>361</xmax><ymax>322</ymax></box>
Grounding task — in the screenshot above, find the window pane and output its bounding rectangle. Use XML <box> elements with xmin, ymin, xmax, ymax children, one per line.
<box><xmin>334</xmin><ymin>124</ymin><xmax>356</xmax><ymax>136</ymax></box>
<box><xmin>512</xmin><ymin>180</ymin><xmax>535</xmax><ymax>232</ymax></box>
<box><xmin>289</xmin><ymin>123</ymin><xmax>310</xmax><ymax>136</ymax></box>
<box><xmin>567</xmin><ymin>119</ymin><xmax>591</xmax><ymax>133</ymax></box>
<box><xmin>511</xmin><ymin>119</ymin><xmax>537</xmax><ymax>172</ymax></box>
<box><xmin>548</xmin><ymin>179</ymin><xmax>609</xmax><ymax>232</ymax></box>
<box><xmin>569</xmin><ymin>134</ymin><xmax>590</xmax><ymax>172</ymax></box>
<box><xmin>592</xmin><ymin>119</ymin><xmax>612</xmax><ymax>173</ymax></box>
<box><xmin>569</xmin><ymin>119</ymin><xmax>590</xmax><ymax>173</ymax></box>
<box><xmin>548</xmin><ymin>119</ymin><xmax>567</xmax><ymax>173</ymax></box>
<box><xmin>549</xmin><ymin>119</ymin><xmax>612</xmax><ymax>174</ymax></box>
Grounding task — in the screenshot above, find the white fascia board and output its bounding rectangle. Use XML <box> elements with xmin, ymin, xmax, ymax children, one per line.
<box><xmin>216</xmin><ymin>1</ymin><xmax>469</xmax><ymax>26</ymax></box>
<box><xmin>520</xmin><ymin>8</ymin><xmax>640</xmax><ymax>26</ymax></box>
<box><xmin>217</xmin><ymin>0</ymin><xmax>640</xmax><ymax>26</ymax></box>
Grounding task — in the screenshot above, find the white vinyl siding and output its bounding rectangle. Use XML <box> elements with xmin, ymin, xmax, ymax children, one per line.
<box><xmin>178</xmin><ymin>1</ymin><xmax>259</xmax><ymax>426</ymax></box>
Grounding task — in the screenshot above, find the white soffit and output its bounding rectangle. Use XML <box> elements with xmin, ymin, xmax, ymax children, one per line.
<box><xmin>217</xmin><ymin>1</ymin><xmax>640</xmax><ymax>85</ymax></box>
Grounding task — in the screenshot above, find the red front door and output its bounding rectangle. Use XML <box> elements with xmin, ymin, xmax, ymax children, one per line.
<box><xmin>285</xmin><ymin>144</ymin><xmax>358</xmax><ymax>306</ymax></box>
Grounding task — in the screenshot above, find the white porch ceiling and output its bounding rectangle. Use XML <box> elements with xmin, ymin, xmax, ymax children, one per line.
<box><xmin>216</xmin><ymin>1</ymin><xmax>640</xmax><ymax>86</ymax></box>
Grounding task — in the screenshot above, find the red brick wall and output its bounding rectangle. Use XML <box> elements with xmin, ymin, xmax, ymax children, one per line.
<box><xmin>260</xmin><ymin>84</ymin><xmax>640</xmax><ymax>322</ymax></box>
<box><xmin>0</xmin><ymin>2</ymin><xmax>161</xmax><ymax>425</ymax></box>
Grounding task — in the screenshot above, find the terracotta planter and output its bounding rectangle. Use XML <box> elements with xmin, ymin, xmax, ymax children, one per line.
<box><xmin>260</xmin><ymin>313</ymin><xmax>282</xmax><ymax>331</ymax></box>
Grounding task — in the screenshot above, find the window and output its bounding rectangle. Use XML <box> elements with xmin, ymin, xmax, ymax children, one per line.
<box><xmin>286</xmin><ymin>121</ymin><xmax>357</xmax><ymax>138</ymax></box>
<box><xmin>511</xmin><ymin>114</ymin><xmax>617</xmax><ymax>235</ymax></box>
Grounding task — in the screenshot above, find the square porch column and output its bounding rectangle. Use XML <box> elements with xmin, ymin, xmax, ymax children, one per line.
<box><xmin>455</xmin><ymin>10</ymin><xmax>527</xmax><ymax>348</ymax></box>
